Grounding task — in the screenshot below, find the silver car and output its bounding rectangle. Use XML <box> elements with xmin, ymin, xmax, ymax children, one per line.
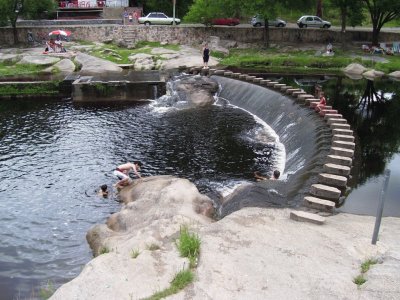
<box><xmin>297</xmin><ymin>15</ymin><xmax>331</xmax><ymax>28</ymax></box>
<box><xmin>138</xmin><ymin>12</ymin><xmax>181</xmax><ymax>26</ymax></box>
<box><xmin>250</xmin><ymin>14</ymin><xmax>286</xmax><ymax>27</ymax></box>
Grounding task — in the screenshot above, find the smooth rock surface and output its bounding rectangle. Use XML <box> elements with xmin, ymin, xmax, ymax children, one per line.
<box><xmin>75</xmin><ymin>53</ymin><xmax>123</xmax><ymax>74</ymax></box>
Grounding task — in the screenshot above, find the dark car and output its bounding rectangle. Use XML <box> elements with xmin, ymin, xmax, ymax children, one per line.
<box><xmin>211</xmin><ymin>18</ymin><xmax>240</xmax><ymax>26</ymax></box>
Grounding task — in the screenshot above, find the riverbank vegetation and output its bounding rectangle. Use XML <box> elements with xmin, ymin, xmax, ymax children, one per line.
<box><xmin>0</xmin><ymin>81</ymin><xmax>60</xmax><ymax>96</ymax></box>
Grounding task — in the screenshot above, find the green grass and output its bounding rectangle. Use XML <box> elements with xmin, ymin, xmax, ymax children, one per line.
<box><xmin>131</xmin><ymin>249</ymin><xmax>140</xmax><ymax>259</ymax></box>
<box><xmin>99</xmin><ymin>246</ymin><xmax>110</xmax><ymax>255</ymax></box>
<box><xmin>353</xmin><ymin>258</ymin><xmax>379</xmax><ymax>286</ymax></box>
<box><xmin>361</xmin><ymin>259</ymin><xmax>378</xmax><ymax>273</ymax></box>
<box><xmin>38</xmin><ymin>280</ymin><xmax>55</xmax><ymax>299</ymax></box>
<box><xmin>353</xmin><ymin>274</ymin><xmax>367</xmax><ymax>286</ymax></box>
<box><xmin>147</xmin><ymin>243</ymin><xmax>160</xmax><ymax>251</ymax></box>
<box><xmin>144</xmin><ymin>269</ymin><xmax>194</xmax><ymax>300</ymax></box>
<box><xmin>0</xmin><ymin>63</ymin><xmax>48</xmax><ymax>77</ymax></box>
<box><xmin>176</xmin><ymin>226</ymin><xmax>201</xmax><ymax>269</ymax></box>
<box><xmin>0</xmin><ymin>81</ymin><xmax>60</xmax><ymax>96</ymax></box>
<box><xmin>219</xmin><ymin>47</ymin><xmax>400</xmax><ymax>74</ymax></box>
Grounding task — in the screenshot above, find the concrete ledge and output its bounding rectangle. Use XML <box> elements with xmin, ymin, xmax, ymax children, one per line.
<box><xmin>330</xmin><ymin>123</ymin><xmax>351</xmax><ymax>130</ymax></box>
<box><xmin>327</xmin><ymin>118</ymin><xmax>347</xmax><ymax>125</ymax></box>
<box><xmin>298</xmin><ymin>94</ymin><xmax>314</xmax><ymax>101</ymax></box>
<box><xmin>260</xmin><ymin>79</ymin><xmax>271</xmax><ymax>85</ymax></box>
<box><xmin>280</xmin><ymin>85</ymin><xmax>292</xmax><ymax>91</ymax></box>
<box><xmin>274</xmin><ymin>83</ymin><xmax>286</xmax><ymax>89</ymax></box>
<box><xmin>323</xmin><ymin>163</ymin><xmax>351</xmax><ymax>176</ymax></box>
<box><xmin>267</xmin><ymin>81</ymin><xmax>279</xmax><ymax>87</ymax></box>
<box><xmin>232</xmin><ymin>73</ymin><xmax>241</xmax><ymax>78</ymax></box>
<box><xmin>239</xmin><ymin>74</ymin><xmax>248</xmax><ymax>80</ymax></box>
<box><xmin>332</xmin><ymin>128</ymin><xmax>353</xmax><ymax>136</ymax></box>
<box><xmin>319</xmin><ymin>109</ymin><xmax>338</xmax><ymax>116</ymax></box>
<box><xmin>214</xmin><ymin>70</ymin><xmax>225</xmax><ymax>75</ymax></box>
<box><xmin>253</xmin><ymin>77</ymin><xmax>262</xmax><ymax>83</ymax></box>
<box><xmin>304</xmin><ymin>196</ymin><xmax>336</xmax><ymax>212</ymax></box>
<box><xmin>290</xmin><ymin>211</ymin><xmax>326</xmax><ymax>225</ymax></box>
<box><xmin>208</xmin><ymin>69</ymin><xmax>216</xmax><ymax>75</ymax></box>
<box><xmin>332</xmin><ymin>140</ymin><xmax>355</xmax><ymax>150</ymax></box>
<box><xmin>326</xmin><ymin>155</ymin><xmax>353</xmax><ymax>167</ymax></box>
<box><xmin>223</xmin><ymin>71</ymin><xmax>233</xmax><ymax>77</ymax></box>
<box><xmin>304</xmin><ymin>98</ymin><xmax>319</xmax><ymax>105</ymax></box>
<box><xmin>319</xmin><ymin>173</ymin><xmax>348</xmax><ymax>187</ymax></box>
<box><xmin>292</xmin><ymin>91</ymin><xmax>306</xmax><ymax>97</ymax></box>
<box><xmin>330</xmin><ymin>147</ymin><xmax>354</xmax><ymax>158</ymax></box>
<box><xmin>324</xmin><ymin>113</ymin><xmax>343</xmax><ymax>120</ymax></box>
<box><xmin>246</xmin><ymin>75</ymin><xmax>256</xmax><ymax>81</ymax></box>
<box><xmin>332</xmin><ymin>135</ymin><xmax>355</xmax><ymax>142</ymax></box>
<box><xmin>286</xmin><ymin>88</ymin><xmax>301</xmax><ymax>95</ymax></box>
<box><xmin>310</xmin><ymin>184</ymin><xmax>341</xmax><ymax>201</ymax></box>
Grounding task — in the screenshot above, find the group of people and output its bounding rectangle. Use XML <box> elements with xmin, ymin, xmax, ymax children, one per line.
<box><xmin>123</xmin><ymin>9</ymin><xmax>139</xmax><ymax>25</ymax></box>
<box><xmin>44</xmin><ymin>37</ymin><xmax>66</xmax><ymax>53</ymax></box>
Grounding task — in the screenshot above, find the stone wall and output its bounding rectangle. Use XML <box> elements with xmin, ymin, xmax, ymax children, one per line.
<box><xmin>1</xmin><ymin>25</ymin><xmax>400</xmax><ymax>46</ymax></box>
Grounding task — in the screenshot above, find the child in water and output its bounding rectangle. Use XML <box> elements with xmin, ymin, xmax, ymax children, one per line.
<box><xmin>97</xmin><ymin>184</ymin><xmax>109</xmax><ymax>198</ymax></box>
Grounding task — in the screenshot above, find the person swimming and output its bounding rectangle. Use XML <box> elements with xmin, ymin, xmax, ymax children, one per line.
<box><xmin>97</xmin><ymin>184</ymin><xmax>109</xmax><ymax>198</ymax></box>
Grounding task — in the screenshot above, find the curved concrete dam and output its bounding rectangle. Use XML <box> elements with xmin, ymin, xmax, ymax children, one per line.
<box><xmin>213</xmin><ymin>76</ymin><xmax>332</xmax><ymax>217</ymax></box>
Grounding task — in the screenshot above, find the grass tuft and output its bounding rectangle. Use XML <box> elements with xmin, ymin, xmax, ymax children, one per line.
<box><xmin>147</xmin><ymin>243</ymin><xmax>160</xmax><ymax>251</ymax></box>
<box><xmin>99</xmin><ymin>246</ymin><xmax>110</xmax><ymax>255</ymax></box>
<box><xmin>145</xmin><ymin>269</ymin><xmax>194</xmax><ymax>300</ymax></box>
<box><xmin>176</xmin><ymin>226</ymin><xmax>201</xmax><ymax>268</ymax></box>
<box><xmin>361</xmin><ymin>258</ymin><xmax>378</xmax><ymax>273</ymax></box>
<box><xmin>38</xmin><ymin>280</ymin><xmax>55</xmax><ymax>299</ymax></box>
<box><xmin>131</xmin><ymin>249</ymin><xmax>140</xmax><ymax>259</ymax></box>
<box><xmin>353</xmin><ymin>274</ymin><xmax>367</xmax><ymax>286</ymax></box>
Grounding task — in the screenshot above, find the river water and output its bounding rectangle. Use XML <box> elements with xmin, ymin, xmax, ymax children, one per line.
<box><xmin>0</xmin><ymin>76</ymin><xmax>283</xmax><ymax>299</ymax></box>
<box><xmin>1</xmin><ymin>73</ymin><xmax>399</xmax><ymax>299</ymax></box>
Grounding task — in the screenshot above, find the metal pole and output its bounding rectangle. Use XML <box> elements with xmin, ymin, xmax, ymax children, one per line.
<box><xmin>173</xmin><ymin>0</ymin><xmax>176</xmax><ymax>26</ymax></box>
<box><xmin>371</xmin><ymin>169</ymin><xmax>391</xmax><ymax>245</ymax></box>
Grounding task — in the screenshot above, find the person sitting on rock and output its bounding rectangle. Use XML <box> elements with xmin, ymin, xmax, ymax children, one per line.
<box><xmin>315</xmin><ymin>92</ymin><xmax>326</xmax><ymax>112</ymax></box>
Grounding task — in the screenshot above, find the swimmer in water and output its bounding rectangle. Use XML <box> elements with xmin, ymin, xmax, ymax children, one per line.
<box><xmin>97</xmin><ymin>184</ymin><xmax>109</xmax><ymax>198</ymax></box>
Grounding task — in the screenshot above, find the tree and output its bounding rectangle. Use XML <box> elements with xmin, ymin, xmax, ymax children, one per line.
<box><xmin>244</xmin><ymin>0</ymin><xmax>313</xmax><ymax>48</ymax></box>
<box><xmin>0</xmin><ymin>0</ymin><xmax>56</xmax><ymax>44</ymax></box>
<box><xmin>316</xmin><ymin>0</ymin><xmax>323</xmax><ymax>18</ymax></box>
<box><xmin>329</xmin><ymin>0</ymin><xmax>364</xmax><ymax>49</ymax></box>
<box><xmin>362</xmin><ymin>0</ymin><xmax>400</xmax><ymax>46</ymax></box>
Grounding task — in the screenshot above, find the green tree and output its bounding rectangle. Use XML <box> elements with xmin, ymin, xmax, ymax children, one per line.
<box><xmin>184</xmin><ymin>0</ymin><xmax>242</xmax><ymax>25</ymax></box>
<box><xmin>330</xmin><ymin>0</ymin><xmax>364</xmax><ymax>48</ymax></box>
<box><xmin>0</xmin><ymin>0</ymin><xmax>56</xmax><ymax>44</ymax></box>
<box><xmin>362</xmin><ymin>0</ymin><xmax>400</xmax><ymax>45</ymax></box>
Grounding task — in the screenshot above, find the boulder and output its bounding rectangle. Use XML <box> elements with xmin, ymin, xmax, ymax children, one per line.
<box><xmin>388</xmin><ymin>71</ymin><xmax>400</xmax><ymax>80</ymax></box>
<box><xmin>343</xmin><ymin>63</ymin><xmax>367</xmax><ymax>75</ymax></box>
<box><xmin>128</xmin><ymin>53</ymin><xmax>155</xmax><ymax>70</ymax></box>
<box><xmin>44</xmin><ymin>58</ymin><xmax>76</xmax><ymax>74</ymax></box>
<box><xmin>18</xmin><ymin>55</ymin><xmax>60</xmax><ymax>66</ymax></box>
<box><xmin>0</xmin><ymin>53</ymin><xmax>21</xmax><ymax>64</ymax></box>
<box><xmin>175</xmin><ymin>76</ymin><xmax>219</xmax><ymax>107</ymax></box>
<box><xmin>75</xmin><ymin>53</ymin><xmax>123</xmax><ymax>75</ymax></box>
<box><xmin>363</xmin><ymin>69</ymin><xmax>385</xmax><ymax>79</ymax></box>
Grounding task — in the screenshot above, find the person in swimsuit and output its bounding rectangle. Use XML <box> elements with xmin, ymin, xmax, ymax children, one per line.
<box><xmin>202</xmin><ymin>43</ymin><xmax>210</xmax><ymax>68</ymax></box>
<box><xmin>254</xmin><ymin>170</ymin><xmax>280</xmax><ymax>181</ymax></box>
<box><xmin>315</xmin><ymin>92</ymin><xmax>326</xmax><ymax>112</ymax></box>
<box><xmin>113</xmin><ymin>161</ymin><xmax>142</xmax><ymax>189</ymax></box>
<box><xmin>97</xmin><ymin>184</ymin><xmax>109</xmax><ymax>198</ymax></box>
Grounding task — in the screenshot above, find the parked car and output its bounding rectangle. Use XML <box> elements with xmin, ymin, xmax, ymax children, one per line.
<box><xmin>297</xmin><ymin>15</ymin><xmax>331</xmax><ymax>28</ymax></box>
<box><xmin>211</xmin><ymin>18</ymin><xmax>240</xmax><ymax>26</ymax></box>
<box><xmin>250</xmin><ymin>15</ymin><xmax>286</xmax><ymax>27</ymax></box>
<box><xmin>138</xmin><ymin>12</ymin><xmax>181</xmax><ymax>25</ymax></box>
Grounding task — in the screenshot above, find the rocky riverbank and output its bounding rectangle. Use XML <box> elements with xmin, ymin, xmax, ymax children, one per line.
<box><xmin>50</xmin><ymin>176</ymin><xmax>400</xmax><ymax>300</ymax></box>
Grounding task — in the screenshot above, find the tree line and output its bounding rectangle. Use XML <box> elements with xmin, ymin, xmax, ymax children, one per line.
<box><xmin>0</xmin><ymin>0</ymin><xmax>399</xmax><ymax>45</ymax></box>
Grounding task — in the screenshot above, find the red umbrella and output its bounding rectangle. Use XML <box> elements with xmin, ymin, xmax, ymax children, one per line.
<box><xmin>48</xmin><ymin>30</ymin><xmax>71</xmax><ymax>37</ymax></box>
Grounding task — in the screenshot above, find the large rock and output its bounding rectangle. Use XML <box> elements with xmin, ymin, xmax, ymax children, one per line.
<box><xmin>388</xmin><ymin>71</ymin><xmax>400</xmax><ymax>80</ymax></box>
<box><xmin>343</xmin><ymin>63</ymin><xmax>367</xmax><ymax>75</ymax></box>
<box><xmin>363</xmin><ymin>69</ymin><xmax>385</xmax><ymax>80</ymax></box>
<box><xmin>0</xmin><ymin>53</ymin><xmax>21</xmax><ymax>64</ymax></box>
<box><xmin>75</xmin><ymin>53</ymin><xmax>123</xmax><ymax>75</ymax></box>
<box><xmin>174</xmin><ymin>75</ymin><xmax>219</xmax><ymax>107</ymax></box>
<box><xmin>128</xmin><ymin>53</ymin><xmax>155</xmax><ymax>70</ymax></box>
<box><xmin>44</xmin><ymin>58</ymin><xmax>76</xmax><ymax>74</ymax></box>
<box><xmin>18</xmin><ymin>55</ymin><xmax>60</xmax><ymax>66</ymax></box>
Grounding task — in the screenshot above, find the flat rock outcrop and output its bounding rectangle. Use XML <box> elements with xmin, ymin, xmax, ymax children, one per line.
<box><xmin>388</xmin><ymin>71</ymin><xmax>400</xmax><ymax>79</ymax></box>
<box><xmin>343</xmin><ymin>63</ymin><xmax>367</xmax><ymax>75</ymax></box>
<box><xmin>44</xmin><ymin>58</ymin><xmax>76</xmax><ymax>74</ymax></box>
<box><xmin>75</xmin><ymin>53</ymin><xmax>123</xmax><ymax>75</ymax></box>
<box><xmin>18</xmin><ymin>55</ymin><xmax>60</xmax><ymax>66</ymax></box>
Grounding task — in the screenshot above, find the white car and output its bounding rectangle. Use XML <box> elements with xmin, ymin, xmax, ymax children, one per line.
<box><xmin>297</xmin><ymin>15</ymin><xmax>331</xmax><ymax>28</ymax></box>
<box><xmin>138</xmin><ymin>12</ymin><xmax>181</xmax><ymax>26</ymax></box>
<box><xmin>251</xmin><ymin>15</ymin><xmax>287</xmax><ymax>27</ymax></box>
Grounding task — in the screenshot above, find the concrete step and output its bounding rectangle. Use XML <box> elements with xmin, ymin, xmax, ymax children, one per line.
<box><xmin>327</xmin><ymin>118</ymin><xmax>347</xmax><ymax>125</ymax></box>
<box><xmin>319</xmin><ymin>173</ymin><xmax>348</xmax><ymax>187</ymax></box>
<box><xmin>298</xmin><ymin>94</ymin><xmax>315</xmax><ymax>101</ymax></box>
<box><xmin>286</xmin><ymin>88</ymin><xmax>301</xmax><ymax>95</ymax></box>
<box><xmin>319</xmin><ymin>109</ymin><xmax>338</xmax><ymax>116</ymax></box>
<box><xmin>223</xmin><ymin>71</ymin><xmax>233</xmax><ymax>76</ymax></box>
<box><xmin>292</xmin><ymin>91</ymin><xmax>306</xmax><ymax>97</ymax></box>
<box><xmin>290</xmin><ymin>211</ymin><xmax>326</xmax><ymax>225</ymax></box>
<box><xmin>330</xmin><ymin>123</ymin><xmax>351</xmax><ymax>130</ymax></box>
<box><xmin>280</xmin><ymin>85</ymin><xmax>292</xmax><ymax>91</ymax></box>
<box><xmin>304</xmin><ymin>196</ymin><xmax>336</xmax><ymax>212</ymax></box>
<box><xmin>246</xmin><ymin>75</ymin><xmax>256</xmax><ymax>81</ymax></box>
<box><xmin>332</xmin><ymin>140</ymin><xmax>355</xmax><ymax>150</ymax></box>
<box><xmin>324</xmin><ymin>113</ymin><xmax>343</xmax><ymax>120</ymax></box>
<box><xmin>323</xmin><ymin>163</ymin><xmax>351</xmax><ymax>176</ymax></box>
<box><xmin>214</xmin><ymin>70</ymin><xmax>225</xmax><ymax>75</ymax></box>
<box><xmin>267</xmin><ymin>81</ymin><xmax>279</xmax><ymax>87</ymax></box>
<box><xmin>330</xmin><ymin>147</ymin><xmax>354</xmax><ymax>158</ymax></box>
<box><xmin>310</xmin><ymin>184</ymin><xmax>341</xmax><ymax>201</ymax></box>
<box><xmin>260</xmin><ymin>79</ymin><xmax>271</xmax><ymax>85</ymax></box>
<box><xmin>232</xmin><ymin>72</ymin><xmax>241</xmax><ymax>78</ymax></box>
<box><xmin>253</xmin><ymin>77</ymin><xmax>262</xmax><ymax>83</ymax></box>
<box><xmin>239</xmin><ymin>74</ymin><xmax>248</xmax><ymax>79</ymax></box>
<box><xmin>273</xmin><ymin>83</ymin><xmax>286</xmax><ymax>89</ymax></box>
<box><xmin>332</xmin><ymin>128</ymin><xmax>353</xmax><ymax>136</ymax></box>
<box><xmin>332</xmin><ymin>134</ymin><xmax>355</xmax><ymax>142</ymax></box>
<box><xmin>326</xmin><ymin>154</ymin><xmax>353</xmax><ymax>167</ymax></box>
<box><xmin>304</xmin><ymin>98</ymin><xmax>319</xmax><ymax>105</ymax></box>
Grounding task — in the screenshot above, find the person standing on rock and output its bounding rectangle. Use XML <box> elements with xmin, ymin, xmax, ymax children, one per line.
<box><xmin>113</xmin><ymin>161</ymin><xmax>142</xmax><ymax>189</ymax></box>
<box><xmin>202</xmin><ymin>43</ymin><xmax>210</xmax><ymax>68</ymax></box>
